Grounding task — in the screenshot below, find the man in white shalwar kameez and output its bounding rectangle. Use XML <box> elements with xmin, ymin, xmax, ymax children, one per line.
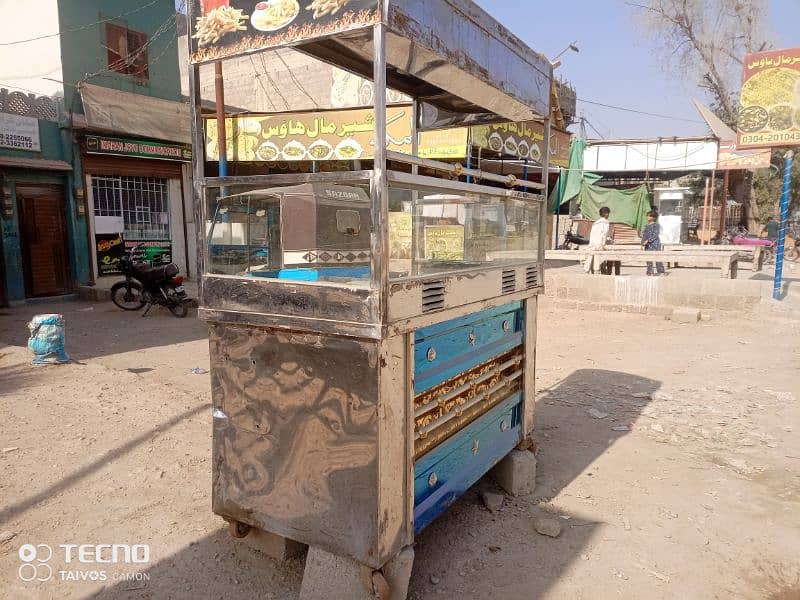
<box><xmin>584</xmin><ymin>206</ymin><xmax>613</xmax><ymax>273</ymax></box>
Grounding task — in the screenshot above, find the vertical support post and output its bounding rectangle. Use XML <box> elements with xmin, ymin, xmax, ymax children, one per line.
<box><xmin>214</xmin><ymin>62</ymin><xmax>228</xmax><ymax>180</ymax></box>
<box><xmin>708</xmin><ymin>169</ymin><xmax>716</xmax><ymax>242</ymax></box>
<box><xmin>411</xmin><ymin>100</ymin><xmax>423</xmax><ymax>274</ymax></box>
<box><xmin>720</xmin><ymin>169</ymin><xmax>730</xmax><ymax>235</ymax></box>
<box><xmin>700</xmin><ymin>176</ymin><xmax>710</xmax><ymax>245</ymax></box>
<box><xmin>371</xmin><ymin>22</ymin><xmax>389</xmax><ymax>312</ymax></box>
<box><xmin>539</xmin><ymin>116</ymin><xmax>551</xmax><ymax>268</ymax></box>
<box><xmin>773</xmin><ymin>150</ymin><xmax>794</xmax><ymax>301</ymax></box>
<box><xmin>189</xmin><ymin>57</ymin><xmax>206</xmax><ymax>288</ymax></box>
<box><xmin>555</xmin><ymin>174</ymin><xmax>562</xmax><ymax>250</ymax></box>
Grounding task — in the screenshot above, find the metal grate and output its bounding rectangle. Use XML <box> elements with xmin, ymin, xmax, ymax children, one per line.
<box><xmin>92</xmin><ymin>175</ymin><xmax>170</xmax><ymax>240</ymax></box>
<box><xmin>525</xmin><ymin>265</ymin><xmax>538</xmax><ymax>289</ymax></box>
<box><xmin>502</xmin><ymin>269</ymin><xmax>516</xmax><ymax>294</ymax></box>
<box><xmin>422</xmin><ymin>280</ymin><xmax>445</xmax><ymax>313</ymax></box>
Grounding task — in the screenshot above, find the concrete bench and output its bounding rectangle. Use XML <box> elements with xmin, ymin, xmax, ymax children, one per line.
<box><xmin>588</xmin><ymin>250</ymin><xmax>742</xmax><ymax>279</ymax></box>
<box><xmin>662</xmin><ymin>244</ymin><xmax>764</xmax><ymax>272</ymax></box>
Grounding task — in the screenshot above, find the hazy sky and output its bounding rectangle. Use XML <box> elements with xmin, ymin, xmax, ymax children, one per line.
<box><xmin>475</xmin><ymin>0</ymin><xmax>800</xmax><ymax>139</ymax></box>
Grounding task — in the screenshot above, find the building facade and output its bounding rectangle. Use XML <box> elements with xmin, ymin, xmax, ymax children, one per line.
<box><xmin>0</xmin><ymin>0</ymin><xmax>192</xmax><ymax>305</ymax></box>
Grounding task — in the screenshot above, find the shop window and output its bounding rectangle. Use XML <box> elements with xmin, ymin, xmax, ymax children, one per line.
<box><xmin>93</xmin><ymin>175</ymin><xmax>169</xmax><ymax>240</ymax></box>
<box><xmin>105</xmin><ymin>23</ymin><xmax>149</xmax><ymax>80</ymax></box>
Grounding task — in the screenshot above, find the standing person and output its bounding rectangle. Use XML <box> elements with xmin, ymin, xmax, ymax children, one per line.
<box><xmin>584</xmin><ymin>206</ymin><xmax>613</xmax><ymax>273</ymax></box>
<box><xmin>642</xmin><ymin>210</ymin><xmax>666</xmax><ymax>276</ymax></box>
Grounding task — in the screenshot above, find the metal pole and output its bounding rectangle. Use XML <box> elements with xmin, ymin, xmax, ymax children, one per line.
<box><xmin>214</xmin><ymin>62</ymin><xmax>228</xmax><ymax>180</ymax></box>
<box><xmin>555</xmin><ymin>171</ymin><xmax>562</xmax><ymax>249</ymax></box>
<box><xmin>700</xmin><ymin>176</ymin><xmax>710</xmax><ymax>245</ymax></box>
<box><xmin>773</xmin><ymin>150</ymin><xmax>794</xmax><ymax>301</ymax></box>
<box><xmin>720</xmin><ymin>169</ymin><xmax>729</xmax><ymax>236</ymax></box>
<box><xmin>708</xmin><ymin>169</ymin><xmax>716</xmax><ymax>242</ymax></box>
<box><xmin>371</xmin><ymin>22</ymin><xmax>389</xmax><ymax>301</ymax></box>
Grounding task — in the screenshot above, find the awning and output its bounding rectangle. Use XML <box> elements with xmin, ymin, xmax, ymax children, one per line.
<box><xmin>0</xmin><ymin>156</ymin><xmax>72</xmax><ymax>171</ymax></box>
<box><xmin>78</xmin><ymin>83</ymin><xmax>190</xmax><ymax>144</ymax></box>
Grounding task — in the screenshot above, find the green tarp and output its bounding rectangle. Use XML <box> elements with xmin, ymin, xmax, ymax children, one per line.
<box><xmin>577</xmin><ymin>182</ymin><xmax>652</xmax><ymax>232</ymax></box>
<box><xmin>551</xmin><ymin>137</ymin><xmax>652</xmax><ymax>232</ymax></box>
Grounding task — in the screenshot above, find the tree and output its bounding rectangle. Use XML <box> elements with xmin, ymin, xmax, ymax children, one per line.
<box><xmin>628</xmin><ymin>0</ymin><xmax>769</xmax><ymax>126</ymax></box>
<box><xmin>628</xmin><ymin>0</ymin><xmax>800</xmax><ymax>227</ymax></box>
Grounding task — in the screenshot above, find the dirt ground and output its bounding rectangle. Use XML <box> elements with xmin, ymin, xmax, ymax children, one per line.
<box><xmin>0</xmin><ymin>298</ymin><xmax>798</xmax><ymax>600</ymax></box>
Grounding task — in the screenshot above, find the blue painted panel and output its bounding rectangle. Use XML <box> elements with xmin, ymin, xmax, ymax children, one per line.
<box><xmin>415</xmin><ymin>304</ymin><xmax>524</xmax><ymax>393</ymax></box>
<box><xmin>415</xmin><ymin>301</ymin><xmax>522</xmax><ymax>341</ymax></box>
<box><xmin>413</xmin><ymin>392</ymin><xmax>523</xmax><ymax>534</ymax></box>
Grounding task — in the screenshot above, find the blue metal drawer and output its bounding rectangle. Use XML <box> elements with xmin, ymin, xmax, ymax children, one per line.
<box><xmin>414</xmin><ymin>302</ymin><xmax>523</xmax><ymax>394</ymax></box>
<box><xmin>413</xmin><ymin>392</ymin><xmax>523</xmax><ymax>534</ymax></box>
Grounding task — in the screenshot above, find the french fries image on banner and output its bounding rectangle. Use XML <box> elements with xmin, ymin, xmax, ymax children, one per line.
<box><xmin>307</xmin><ymin>0</ymin><xmax>352</xmax><ymax>19</ymax></box>
<box><xmin>193</xmin><ymin>6</ymin><xmax>248</xmax><ymax>46</ymax></box>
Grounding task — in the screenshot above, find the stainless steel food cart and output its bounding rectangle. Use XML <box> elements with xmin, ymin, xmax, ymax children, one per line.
<box><xmin>187</xmin><ymin>1</ymin><xmax>552</xmax><ymax>596</ymax></box>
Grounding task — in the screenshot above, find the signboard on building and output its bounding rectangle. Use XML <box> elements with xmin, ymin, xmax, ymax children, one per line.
<box><xmin>0</xmin><ymin>113</ymin><xmax>40</xmax><ymax>151</ymax></box>
<box><xmin>189</xmin><ymin>0</ymin><xmax>379</xmax><ymax>64</ymax></box>
<box><xmin>206</xmin><ymin>107</ymin><xmax>468</xmax><ymax>162</ymax></box>
<box><xmin>472</xmin><ymin>121</ymin><xmax>571</xmax><ymax>167</ymax></box>
<box><xmin>85</xmin><ymin>135</ymin><xmax>192</xmax><ymax>161</ymax></box>
<box><xmin>737</xmin><ymin>48</ymin><xmax>800</xmax><ymax>149</ymax></box>
<box><xmin>95</xmin><ymin>234</ymin><xmax>126</xmax><ymax>276</ymax></box>
<box><xmin>126</xmin><ymin>240</ymin><xmax>173</xmax><ymax>267</ymax></box>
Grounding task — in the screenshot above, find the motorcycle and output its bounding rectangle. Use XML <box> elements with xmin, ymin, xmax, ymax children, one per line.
<box><xmin>723</xmin><ymin>227</ymin><xmax>776</xmax><ymax>263</ymax></box>
<box><xmin>110</xmin><ymin>244</ymin><xmax>192</xmax><ymax>318</ymax></box>
<box><xmin>558</xmin><ymin>225</ymin><xmax>590</xmax><ymax>250</ymax></box>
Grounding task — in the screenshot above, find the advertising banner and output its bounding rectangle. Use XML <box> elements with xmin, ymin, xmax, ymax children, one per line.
<box><xmin>86</xmin><ymin>135</ymin><xmax>192</xmax><ymax>161</ymax></box>
<box><xmin>189</xmin><ymin>0</ymin><xmax>379</xmax><ymax>64</ymax></box>
<box><xmin>126</xmin><ymin>241</ymin><xmax>173</xmax><ymax>267</ymax></box>
<box><xmin>0</xmin><ymin>113</ymin><xmax>40</xmax><ymax>151</ymax></box>
<box><xmin>737</xmin><ymin>48</ymin><xmax>800</xmax><ymax>149</ymax></box>
<box><xmin>472</xmin><ymin>121</ymin><xmax>571</xmax><ymax>167</ymax></box>
<box><xmin>95</xmin><ymin>234</ymin><xmax>126</xmax><ymax>276</ymax></box>
<box><xmin>205</xmin><ymin>107</ymin><xmax>468</xmax><ymax>161</ymax></box>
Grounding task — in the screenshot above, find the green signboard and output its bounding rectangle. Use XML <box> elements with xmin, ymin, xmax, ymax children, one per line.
<box><xmin>86</xmin><ymin>135</ymin><xmax>192</xmax><ymax>162</ymax></box>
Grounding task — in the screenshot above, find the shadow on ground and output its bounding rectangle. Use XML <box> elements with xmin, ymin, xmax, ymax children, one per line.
<box><xmin>92</xmin><ymin>368</ymin><xmax>660</xmax><ymax>599</ymax></box>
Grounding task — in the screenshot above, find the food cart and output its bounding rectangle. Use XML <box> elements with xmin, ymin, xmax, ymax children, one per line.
<box><xmin>187</xmin><ymin>1</ymin><xmax>552</xmax><ymax>597</ymax></box>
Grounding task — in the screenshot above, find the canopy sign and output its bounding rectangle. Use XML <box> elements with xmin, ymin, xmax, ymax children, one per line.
<box><xmin>737</xmin><ymin>48</ymin><xmax>800</xmax><ymax>149</ymax></box>
<box><xmin>189</xmin><ymin>0</ymin><xmax>379</xmax><ymax>64</ymax></box>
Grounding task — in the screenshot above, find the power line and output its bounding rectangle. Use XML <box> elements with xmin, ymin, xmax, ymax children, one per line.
<box><xmin>577</xmin><ymin>97</ymin><xmax>705</xmax><ymax>124</ymax></box>
<box><xmin>0</xmin><ymin>0</ymin><xmax>161</xmax><ymax>46</ymax></box>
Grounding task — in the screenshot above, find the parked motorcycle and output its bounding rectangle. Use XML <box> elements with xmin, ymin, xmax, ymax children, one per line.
<box><xmin>558</xmin><ymin>225</ymin><xmax>590</xmax><ymax>250</ymax></box>
<box><xmin>723</xmin><ymin>227</ymin><xmax>776</xmax><ymax>263</ymax></box>
<box><xmin>110</xmin><ymin>244</ymin><xmax>191</xmax><ymax>318</ymax></box>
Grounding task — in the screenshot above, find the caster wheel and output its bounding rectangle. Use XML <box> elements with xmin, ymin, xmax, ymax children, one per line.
<box><xmin>229</xmin><ymin>520</ymin><xmax>251</xmax><ymax>539</ymax></box>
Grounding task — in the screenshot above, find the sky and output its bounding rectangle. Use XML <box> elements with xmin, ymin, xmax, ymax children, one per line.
<box><xmin>475</xmin><ymin>0</ymin><xmax>800</xmax><ymax>140</ymax></box>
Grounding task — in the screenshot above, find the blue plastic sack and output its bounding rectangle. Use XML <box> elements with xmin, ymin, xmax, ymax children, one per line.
<box><xmin>27</xmin><ymin>314</ymin><xmax>70</xmax><ymax>365</ymax></box>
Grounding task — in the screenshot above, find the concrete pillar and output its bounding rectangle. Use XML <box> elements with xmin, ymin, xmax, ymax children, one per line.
<box><xmin>492</xmin><ymin>449</ymin><xmax>537</xmax><ymax>496</ymax></box>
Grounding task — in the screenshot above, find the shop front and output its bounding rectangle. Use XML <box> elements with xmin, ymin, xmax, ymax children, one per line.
<box><xmin>81</xmin><ymin>135</ymin><xmax>193</xmax><ymax>280</ymax></box>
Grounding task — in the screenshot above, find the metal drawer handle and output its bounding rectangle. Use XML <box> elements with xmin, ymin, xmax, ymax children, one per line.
<box><xmin>427</xmin><ymin>347</ymin><xmax>437</xmax><ymax>362</ymax></box>
<box><xmin>502</xmin><ymin>320</ymin><xmax>512</xmax><ymax>332</ymax></box>
<box><xmin>468</xmin><ymin>332</ymin><xmax>476</xmax><ymax>346</ymax></box>
<box><xmin>428</xmin><ymin>472</ymin><xmax>438</xmax><ymax>488</ymax></box>
<box><xmin>500</xmin><ymin>420</ymin><xmax>509</xmax><ymax>432</ymax></box>
<box><xmin>472</xmin><ymin>439</ymin><xmax>480</xmax><ymax>455</ymax></box>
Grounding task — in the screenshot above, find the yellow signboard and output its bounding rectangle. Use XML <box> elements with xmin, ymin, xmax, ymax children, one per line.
<box><xmin>424</xmin><ymin>225</ymin><xmax>465</xmax><ymax>260</ymax></box>
<box><xmin>737</xmin><ymin>48</ymin><xmax>800</xmax><ymax>149</ymax></box>
<box><xmin>472</xmin><ymin>120</ymin><xmax>571</xmax><ymax>167</ymax></box>
<box><xmin>206</xmin><ymin>108</ymin><xmax>468</xmax><ymax>162</ymax></box>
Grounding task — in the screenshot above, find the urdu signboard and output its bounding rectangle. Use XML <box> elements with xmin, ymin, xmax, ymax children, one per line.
<box><xmin>0</xmin><ymin>113</ymin><xmax>40</xmax><ymax>151</ymax></box>
<box><xmin>737</xmin><ymin>48</ymin><xmax>800</xmax><ymax>149</ymax></box>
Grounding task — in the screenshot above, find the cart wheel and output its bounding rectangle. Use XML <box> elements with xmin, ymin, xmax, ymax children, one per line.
<box><xmin>372</xmin><ymin>571</ymin><xmax>391</xmax><ymax>600</ymax></box>
<box><xmin>229</xmin><ymin>520</ymin><xmax>251</xmax><ymax>539</ymax></box>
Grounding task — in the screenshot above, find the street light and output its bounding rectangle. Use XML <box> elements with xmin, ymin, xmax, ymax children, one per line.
<box><xmin>551</xmin><ymin>41</ymin><xmax>579</xmax><ymax>69</ymax></box>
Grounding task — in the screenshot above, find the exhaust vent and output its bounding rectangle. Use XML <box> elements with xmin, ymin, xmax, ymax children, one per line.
<box><xmin>501</xmin><ymin>270</ymin><xmax>516</xmax><ymax>294</ymax></box>
<box><xmin>422</xmin><ymin>280</ymin><xmax>445</xmax><ymax>313</ymax></box>
<box><xmin>525</xmin><ymin>265</ymin><xmax>539</xmax><ymax>289</ymax></box>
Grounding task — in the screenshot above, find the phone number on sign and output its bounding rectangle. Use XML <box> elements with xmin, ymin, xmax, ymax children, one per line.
<box><xmin>740</xmin><ymin>131</ymin><xmax>800</xmax><ymax>145</ymax></box>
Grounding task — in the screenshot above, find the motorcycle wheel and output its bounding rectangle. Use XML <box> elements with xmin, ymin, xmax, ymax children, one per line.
<box><xmin>168</xmin><ymin>301</ymin><xmax>189</xmax><ymax>318</ymax></box>
<box><xmin>111</xmin><ymin>281</ymin><xmax>146</xmax><ymax>310</ymax></box>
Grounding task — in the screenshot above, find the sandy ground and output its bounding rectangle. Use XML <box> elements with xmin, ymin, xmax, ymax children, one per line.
<box><xmin>0</xmin><ymin>298</ymin><xmax>798</xmax><ymax>600</ymax></box>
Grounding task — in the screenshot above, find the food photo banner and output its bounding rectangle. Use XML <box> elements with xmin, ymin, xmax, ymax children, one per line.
<box><xmin>204</xmin><ymin>107</ymin><xmax>469</xmax><ymax>162</ymax></box>
<box><xmin>189</xmin><ymin>0</ymin><xmax>379</xmax><ymax>63</ymax></box>
<box><xmin>472</xmin><ymin>121</ymin><xmax>571</xmax><ymax>168</ymax></box>
<box><xmin>737</xmin><ymin>48</ymin><xmax>800</xmax><ymax>149</ymax></box>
